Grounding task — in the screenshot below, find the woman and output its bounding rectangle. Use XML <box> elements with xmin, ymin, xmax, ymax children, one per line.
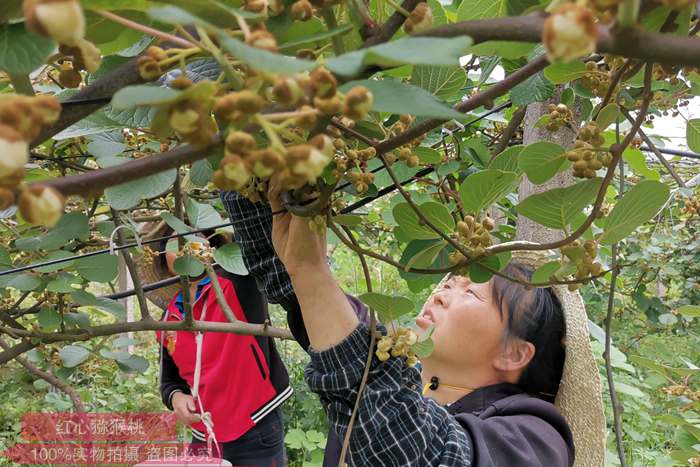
<box><xmin>141</xmin><ymin>223</ymin><xmax>292</xmax><ymax>466</ymax></box>
<box><xmin>222</xmin><ymin>187</ymin><xmax>605</xmax><ymax>467</ymax></box>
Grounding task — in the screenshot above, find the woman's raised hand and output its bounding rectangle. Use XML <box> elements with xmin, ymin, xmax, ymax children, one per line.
<box><xmin>268</xmin><ymin>177</ymin><xmax>328</xmax><ymax>277</ymax></box>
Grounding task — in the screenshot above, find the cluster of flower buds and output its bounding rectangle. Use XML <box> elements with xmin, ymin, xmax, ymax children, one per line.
<box><xmin>580</xmin><ymin>61</ymin><xmax>612</xmax><ymax>97</ymax></box>
<box><xmin>18</xmin><ymin>185</ymin><xmax>65</xmax><ymax>228</ymax></box>
<box><xmin>560</xmin><ymin>239</ymin><xmax>603</xmax><ymax>291</ymax></box>
<box><xmin>404</xmin><ymin>2</ymin><xmax>433</xmax><ymax>34</ymax></box>
<box><xmin>137</xmin><ymin>46</ymin><xmax>170</xmax><ymax>81</ymax></box>
<box><xmin>545</xmin><ymin>103</ymin><xmax>573</xmax><ymax>132</ymax></box>
<box><xmin>24</xmin><ymin>0</ymin><xmax>102</xmax><ymax>84</ymax></box>
<box><xmin>376</xmin><ymin>327</ymin><xmax>419</xmax><ymax>367</ymax></box>
<box><xmin>449</xmin><ymin>215</ymin><xmax>495</xmax><ymax>264</ymax></box>
<box><xmin>0</xmin><ymin>94</ymin><xmax>62</xmax><ymax>218</ymax></box>
<box><xmin>181</xmin><ymin>239</ymin><xmax>214</xmax><ymax>263</ymax></box>
<box><xmin>308</xmin><ymin>214</ymin><xmax>326</xmax><ymax>234</ymax></box>
<box><xmin>681</xmin><ymin>196</ymin><xmax>699</xmax><ymax>217</ymax></box>
<box><xmin>566</xmin><ymin>122</ymin><xmax>612</xmax><ymax>179</ymax></box>
<box><xmin>346</xmin><ymin>170</ymin><xmax>375</xmax><ymax>194</ymax></box>
<box><xmin>543</xmin><ymin>4</ymin><xmax>597</xmax><ymax>63</ymax></box>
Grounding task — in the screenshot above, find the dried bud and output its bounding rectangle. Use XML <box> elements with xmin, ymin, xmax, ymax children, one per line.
<box><xmin>272</xmin><ymin>77</ymin><xmax>306</xmax><ymax>106</ymax></box>
<box><xmin>543</xmin><ymin>5</ymin><xmax>597</xmax><ymax>63</ymax></box>
<box><xmin>137</xmin><ymin>56</ymin><xmax>163</xmax><ymax>81</ymax></box>
<box><xmin>24</xmin><ymin>0</ymin><xmax>86</xmax><ymax>46</ymax></box>
<box><xmin>343</xmin><ymin>86</ymin><xmax>373</xmax><ymax>121</ymax></box>
<box><xmin>291</xmin><ymin>0</ymin><xmax>314</xmax><ymax>20</ymax></box>
<box><xmin>226</xmin><ymin>131</ymin><xmax>258</xmax><ymax>155</ymax></box>
<box><xmin>0</xmin><ymin>188</ymin><xmax>14</xmax><ymax>210</ymax></box>
<box><xmin>246</xmin><ymin>30</ymin><xmax>278</xmax><ymax>52</ymax></box>
<box><xmin>0</xmin><ymin>124</ymin><xmax>29</xmax><ymax>179</ymax></box>
<box><xmin>310</xmin><ymin>67</ymin><xmax>338</xmax><ymax>99</ymax></box>
<box><xmin>404</xmin><ymin>2</ymin><xmax>433</xmax><ymax>34</ymax></box>
<box><xmin>18</xmin><ymin>185</ymin><xmax>65</xmax><ymax>227</ymax></box>
<box><xmin>58</xmin><ymin>67</ymin><xmax>82</xmax><ymax>88</ymax></box>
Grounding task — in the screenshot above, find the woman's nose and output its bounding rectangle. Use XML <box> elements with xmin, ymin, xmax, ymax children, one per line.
<box><xmin>433</xmin><ymin>291</ymin><xmax>448</xmax><ymax>308</ymax></box>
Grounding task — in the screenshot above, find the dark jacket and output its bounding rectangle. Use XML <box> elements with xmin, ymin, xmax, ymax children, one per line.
<box><xmin>158</xmin><ymin>270</ymin><xmax>292</xmax><ymax>443</ymax></box>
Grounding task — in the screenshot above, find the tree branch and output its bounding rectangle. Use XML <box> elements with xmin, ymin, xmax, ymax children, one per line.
<box><xmin>418</xmin><ymin>14</ymin><xmax>700</xmax><ymax>68</ymax></box>
<box><xmin>362</xmin><ymin>0</ymin><xmax>422</xmax><ymax>47</ymax></box>
<box><xmin>0</xmin><ymin>340</ymin><xmax>38</xmax><ymax>366</ymax></box>
<box><xmin>491</xmin><ymin>105</ymin><xmax>526</xmax><ymax>159</ymax></box>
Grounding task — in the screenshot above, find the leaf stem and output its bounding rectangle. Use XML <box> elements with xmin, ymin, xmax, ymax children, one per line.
<box><xmin>9</xmin><ymin>73</ymin><xmax>35</xmax><ymax>96</ymax></box>
<box><xmin>95</xmin><ymin>9</ymin><xmax>195</xmax><ymax>48</ymax></box>
<box><xmin>383</xmin><ymin>0</ymin><xmax>411</xmax><ymax>18</ymax></box>
<box><xmin>321</xmin><ymin>6</ymin><xmax>346</xmax><ymax>55</ymax></box>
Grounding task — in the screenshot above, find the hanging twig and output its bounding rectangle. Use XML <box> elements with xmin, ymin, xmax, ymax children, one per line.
<box><xmin>204</xmin><ymin>264</ymin><xmax>238</xmax><ymax>323</ymax></box>
<box><xmin>336</xmin><ymin>223</ymin><xmax>377</xmax><ymax>467</ymax></box>
<box><xmin>111</xmin><ymin>210</ymin><xmax>153</xmax><ymax>321</ymax></box>
<box><xmin>491</xmin><ymin>105</ymin><xmax>526</xmax><ymax>159</ymax></box>
<box><xmin>173</xmin><ymin>173</ymin><xmax>194</xmax><ymax>325</ymax></box>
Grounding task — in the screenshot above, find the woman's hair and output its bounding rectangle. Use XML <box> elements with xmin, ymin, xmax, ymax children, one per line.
<box><xmin>490</xmin><ymin>262</ymin><xmax>566</xmax><ymax>402</ymax></box>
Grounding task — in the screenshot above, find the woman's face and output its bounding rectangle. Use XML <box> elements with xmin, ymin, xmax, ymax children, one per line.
<box><xmin>416</xmin><ymin>275</ymin><xmax>508</xmax><ymax>370</ymax></box>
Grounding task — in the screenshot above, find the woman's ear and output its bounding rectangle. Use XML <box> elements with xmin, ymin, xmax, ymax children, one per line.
<box><xmin>493</xmin><ymin>339</ymin><xmax>535</xmax><ymax>374</ymax></box>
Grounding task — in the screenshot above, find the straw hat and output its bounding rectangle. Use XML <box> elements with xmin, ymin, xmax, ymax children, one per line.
<box><xmin>136</xmin><ymin>220</ymin><xmax>181</xmax><ymax>311</ymax></box>
<box><xmin>423</xmin><ymin>250</ymin><xmax>606</xmax><ymax>467</ymax></box>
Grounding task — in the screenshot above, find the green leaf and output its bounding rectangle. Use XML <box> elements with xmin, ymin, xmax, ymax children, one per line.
<box><xmin>326</xmin><ymin>37</ymin><xmax>473</xmax><ymax>77</ymax></box>
<box><xmin>117</xmin><ymin>355</ymin><xmax>149</xmax><ymax>373</ymax></box>
<box><xmin>71</xmin><ymin>290</ymin><xmax>126</xmax><ymax>318</ymax></box>
<box><xmin>516</xmin><ymin>178</ymin><xmax>602</xmax><ymax>229</ymax></box>
<box><xmin>331</xmin><ymin>214</ymin><xmax>363</xmax><ymax>227</ymax></box>
<box><xmin>0</xmin><ymin>23</ymin><xmax>55</xmax><ymax>74</ymax></box>
<box><xmin>489</xmin><ymin>145</ymin><xmax>523</xmax><ymax>174</ymax></box>
<box><xmin>623</xmin><ymin>147</ymin><xmax>659</xmax><ymax>180</ymax></box>
<box><xmin>599</xmin><ymin>180</ymin><xmax>670</xmax><ymax>245</ymax></box>
<box><xmin>213</xmin><ymin>243</ymin><xmax>248</xmax><ymax>275</ymax></box>
<box><xmin>190</xmin><ymin>159</ymin><xmax>214</xmax><ymax>187</ymax></box>
<box><xmin>457</xmin><ymin>0</ymin><xmax>538</xmax><ymax>20</ymax></box>
<box><xmin>46</xmin><ymin>274</ymin><xmax>81</xmax><ymax>293</ymax></box>
<box><xmin>404</xmin><ymin>241</ymin><xmax>445</xmax><ymax>270</ymax></box>
<box><xmin>33</xmin><ymin>251</ymin><xmax>75</xmax><ymax>273</ymax></box>
<box><xmin>358</xmin><ymin>292</ymin><xmax>415</xmax><ymax>323</ymax></box>
<box><xmin>595</xmin><ymin>103</ymin><xmax>619</xmax><ymax>129</ymax></box>
<box><xmin>186</xmin><ymin>199</ymin><xmax>224</xmax><ymax>229</ymax></box>
<box><xmin>38</xmin><ymin>308</ymin><xmax>62</xmax><ymax>331</ymax></box>
<box><xmin>459</xmin><ymin>169</ymin><xmax>519</xmax><ymax>214</ymax></box>
<box><xmin>677</xmin><ymin>305</ymin><xmax>700</xmax><ymax>318</ymax></box>
<box><xmin>340</xmin><ymin>79</ymin><xmax>467</xmax><ymax>120</ymax></box>
<box><xmin>218</xmin><ymin>34</ymin><xmax>315</xmax><ymax>75</ymax></box>
<box><xmin>279</xmin><ymin>23</ymin><xmax>353</xmax><ymax>52</ymax></box>
<box><xmin>687</xmin><ymin>119</ymin><xmax>700</xmax><ymax>153</ymax></box>
<box><xmin>150</xmin><ymin>1</ymin><xmax>260</xmax><ymax>26</ymax></box>
<box><xmin>518</xmin><ymin>141</ymin><xmax>568</xmax><ymax>184</ymax></box>
<box><xmin>413</xmin><ymin>146</ymin><xmax>442</xmax><ymax>164</ymax></box>
<box><xmin>75</xmin><ymin>254</ymin><xmax>119</xmax><ymax>282</ymax></box>
<box><xmin>411</xmin><ymin>337</ymin><xmax>434</xmax><ymax>358</ymax></box>
<box><xmin>59</xmin><ymin>345</ymin><xmax>90</xmax><ymax>368</ymax></box>
<box><xmin>173</xmin><ymin>255</ymin><xmax>205</xmax><ymax>276</ymax></box>
<box><xmin>544</xmin><ymin>62</ymin><xmax>587</xmax><ymax>85</ymax></box>
<box><xmin>393</xmin><ymin>201</ymin><xmax>455</xmax><ymax>240</ymax></box>
<box><xmin>7</xmin><ymin>273</ymin><xmax>44</xmax><ymax>291</ymax></box>
<box><xmin>411</xmin><ymin>65</ymin><xmax>467</xmax><ymax>100</ymax></box>
<box><xmin>532</xmin><ymin>261</ymin><xmax>561</xmax><ymax>285</ymax></box>
<box><xmin>111</xmin><ymin>85</ymin><xmax>179</xmax><ymax>110</ymax></box>
<box><xmin>104</xmin><ymin>166</ymin><xmax>177</xmax><ymax>210</ymax></box>
<box><xmin>468</xmin><ymin>255</ymin><xmax>500</xmax><ymax>283</ymax></box>
<box><xmin>510</xmin><ymin>70</ymin><xmax>554</xmax><ymax>106</ymax></box>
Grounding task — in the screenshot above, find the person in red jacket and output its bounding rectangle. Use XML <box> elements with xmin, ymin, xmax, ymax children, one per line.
<box><xmin>143</xmin><ymin>223</ymin><xmax>292</xmax><ymax>467</ymax></box>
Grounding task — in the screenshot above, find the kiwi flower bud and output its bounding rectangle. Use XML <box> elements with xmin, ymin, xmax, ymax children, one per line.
<box><xmin>543</xmin><ymin>5</ymin><xmax>597</xmax><ymax>63</ymax></box>
<box><xmin>24</xmin><ymin>0</ymin><xmax>85</xmax><ymax>47</ymax></box>
<box><xmin>343</xmin><ymin>86</ymin><xmax>373</xmax><ymax>121</ymax></box>
<box><xmin>18</xmin><ymin>185</ymin><xmax>65</xmax><ymax>227</ymax></box>
<box><xmin>0</xmin><ymin>125</ymin><xmax>29</xmax><ymax>179</ymax></box>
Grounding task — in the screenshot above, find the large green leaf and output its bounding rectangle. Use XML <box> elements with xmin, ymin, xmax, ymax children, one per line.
<box><xmin>411</xmin><ymin>65</ymin><xmax>467</xmax><ymax>100</ymax></box>
<box><xmin>489</xmin><ymin>145</ymin><xmax>523</xmax><ymax>174</ymax></box>
<box><xmin>598</xmin><ymin>180</ymin><xmax>670</xmax><ymax>245</ymax></box>
<box><xmin>0</xmin><ymin>23</ymin><xmax>55</xmax><ymax>74</ymax></box>
<box><xmin>326</xmin><ymin>37</ymin><xmax>473</xmax><ymax>77</ymax></box>
<box><xmin>111</xmin><ymin>85</ymin><xmax>179</xmax><ymax>110</ymax></box>
<box><xmin>71</xmin><ymin>290</ymin><xmax>126</xmax><ymax>318</ymax></box>
<box><xmin>544</xmin><ymin>62</ymin><xmax>587</xmax><ymax>85</ymax></box>
<box><xmin>186</xmin><ymin>199</ymin><xmax>224</xmax><ymax>229</ymax></box>
<box><xmin>516</xmin><ymin>178</ymin><xmax>602</xmax><ymax>229</ymax></box>
<box><xmin>173</xmin><ymin>255</ymin><xmax>205</xmax><ymax>276</ymax></box>
<box><xmin>340</xmin><ymin>79</ymin><xmax>467</xmax><ymax>120</ymax></box>
<box><xmin>687</xmin><ymin>119</ymin><xmax>700</xmax><ymax>153</ymax></box>
<box><xmin>358</xmin><ymin>292</ymin><xmax>415</xmax><ymax>324</ymax></box>
<box><xmin>213</xmin><ymin>243</ymin><xmax>248</xmax><ymax>275</ymax></box>
<box><xmin>510</xmin><ymin>70</ymin><xmax>554</xmax><ymax>106</ymax></box>
<box><xmin>393</xmin><ymin>201</ymin><xmax>455</xmax><ymax>240</ymax></box>
<box><xmin>59</xmin><ymin>345</ymin><xmax>90</xmax><ymax>368</ymax></box>
<box><xmin>104</xmin><ymin>160</ymin><xmax>177</xmax><ymax>210</ymax></box>
<box><xmin>75</xmin><ymin>254</ymin><xmax>119</xmax><ymax>282</ymax></box>
<box><xmin>518</xmin><ymin>141</ymin><xmax>568</xmax><ymax>184</ymax></box>
<box><xmin>459</xmin><ymin>169</ymin><xmax>519</xmax><ymax>214</ymax></box>
<box><xmin>219</xmin><ymin>33</ymin><xmax>315</xmax><ymax>75</ymax></box>
<box><xmin>623</xmin><ymin>147</ymin><xmax>659</xmax><ymax>180</ymax></box>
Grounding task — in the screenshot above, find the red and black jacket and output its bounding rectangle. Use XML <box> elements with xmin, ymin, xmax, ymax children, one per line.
<box><xmin>157</xmin><ymin>269</ymin><xmax>292</xmax><ymax>443</ymax></box>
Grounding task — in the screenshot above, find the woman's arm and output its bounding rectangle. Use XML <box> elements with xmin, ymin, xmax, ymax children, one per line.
<box><xmin>160</xmin><ymin>348</ymin><xmax>190</xmax><ymax>410</ymax></box>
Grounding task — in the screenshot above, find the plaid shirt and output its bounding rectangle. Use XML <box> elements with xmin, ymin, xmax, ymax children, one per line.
<box><xmin>220</xmin><ymin>191</ymin><xmax>473</xmax><ymax>466</ymax></box>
